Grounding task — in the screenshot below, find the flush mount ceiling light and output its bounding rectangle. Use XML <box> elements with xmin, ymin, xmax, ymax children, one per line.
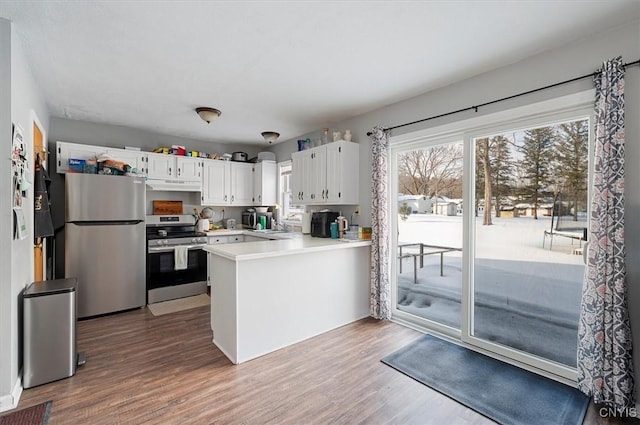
<box><xmin>261</xmin><ymin>131</ymin><xmax>280</xmax><ymax>144</ymax></box>
<box><xmin>195</xmin><ymin>107</ymin><xmax>221</xmax><ymax>124</ymax></box>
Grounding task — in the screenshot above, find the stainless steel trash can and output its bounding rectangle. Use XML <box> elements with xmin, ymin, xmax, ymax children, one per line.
<box><xmin>23</xmin><ymin>278</ymin><xmax>78</xmax><ymax>388</ymax></box>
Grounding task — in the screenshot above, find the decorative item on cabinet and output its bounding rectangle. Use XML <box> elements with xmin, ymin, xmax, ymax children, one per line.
<box><xmin>343</xmin><ymin>129</ymin><xmax>352</xmax><ymax>142</ymax></box>
<box><xmin>321</xmin><ymin>128</ymin><xmax>330</xmax><ymax>145</ymax></box>
<box><xmin>333</xmin><ymin>131</ymin><xmax>342</xmax><ymax>142</ymax></box>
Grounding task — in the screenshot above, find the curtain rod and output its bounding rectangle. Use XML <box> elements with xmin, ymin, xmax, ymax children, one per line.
<box><xmin>366</xmin><ymin>59</ymin><xmax>640</xmax><ymax>136</ymax></box>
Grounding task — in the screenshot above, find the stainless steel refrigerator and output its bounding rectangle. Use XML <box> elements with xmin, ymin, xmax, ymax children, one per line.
<box><xmin>65</xmin><ymin>173</ymin><xmax>146</xmax><ymax>318</ymax></box>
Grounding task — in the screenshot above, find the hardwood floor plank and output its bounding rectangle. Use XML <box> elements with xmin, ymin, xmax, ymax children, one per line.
<box><xmin>13</xmin><ymin>306</ymin><xmax>635</xmax><ymax>424</ymax></box>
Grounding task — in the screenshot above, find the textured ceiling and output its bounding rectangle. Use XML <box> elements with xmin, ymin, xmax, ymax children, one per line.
<box><xmin>1</xmin><ymin>1</ymin><xmax>639</xmax><ymax>145</ymax></box>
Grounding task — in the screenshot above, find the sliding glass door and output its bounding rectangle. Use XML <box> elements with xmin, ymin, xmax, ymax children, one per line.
<box><xmin>395</xmin><ymin>140</ymin><xmax>464</xmax><ymax>332</ymax></box>
<box><xmin>470</xmin><ymin>120</ymin><xmax>588</xmax><ymax>371</ymax></box>
<box><xmin>391</xmin><ymin>98</ymin><xmax>592</xmax><ymax>381</ymax></box>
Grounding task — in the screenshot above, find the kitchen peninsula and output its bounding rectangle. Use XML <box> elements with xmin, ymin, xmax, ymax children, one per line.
<box><xmin>204</xmin><ymin>235</ymin><xmax>371</xmax><ymax>364</ymax></box>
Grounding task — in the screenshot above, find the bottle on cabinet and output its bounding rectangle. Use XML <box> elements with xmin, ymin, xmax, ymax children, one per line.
<box><xmin>321</xmin><ymin>128</ymin><xmax>329</xmax><ymax>145</ymax></box>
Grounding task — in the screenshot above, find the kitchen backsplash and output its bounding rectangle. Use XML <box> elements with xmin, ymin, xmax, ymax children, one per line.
<box><xmin>145</xmin><ymin>190</ymin><xmax>247</xmax><ymax>225</ymax></box>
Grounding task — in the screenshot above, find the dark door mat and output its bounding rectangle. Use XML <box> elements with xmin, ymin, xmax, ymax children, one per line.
<box><xmin>382</xmin><ymin>334</ymin><xmax>588</xmax><ymax>425</ymax></box>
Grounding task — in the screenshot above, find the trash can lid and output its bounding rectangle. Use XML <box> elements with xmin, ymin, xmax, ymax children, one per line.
<box><xmin>24</xmin><ymin>278</ymin><xmax>77</xmax><ymax>298</ymax></box>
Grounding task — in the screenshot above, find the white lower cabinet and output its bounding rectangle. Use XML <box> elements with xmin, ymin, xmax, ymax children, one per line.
<box><xmin>206</xmin><ymin>233</ymin><xmax>248</xmax><ymax>285</ymax></box>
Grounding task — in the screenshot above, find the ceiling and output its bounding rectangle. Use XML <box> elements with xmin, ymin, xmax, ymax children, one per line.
<box><xmin>1</xmin><ymin>1</ymin><xmax>639</xmax><ymax>145</ymax></box>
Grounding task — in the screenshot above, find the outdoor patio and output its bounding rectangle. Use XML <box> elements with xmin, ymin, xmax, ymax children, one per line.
<box><xmin>397</xmin><ymin>213</ymin><xmax>585</xmax><ymax>367</ymax></box>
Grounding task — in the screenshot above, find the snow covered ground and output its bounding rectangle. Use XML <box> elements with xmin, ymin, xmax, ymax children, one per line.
<box><xmin>396</xmin><ymin>213</ymin><xmax>585</xmax><ymax>367</ymax></box>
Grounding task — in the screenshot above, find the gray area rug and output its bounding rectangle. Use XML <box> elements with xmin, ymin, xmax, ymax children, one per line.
<box><xmin>382</xmin><ymin>334</ymin><xmax>589</xmax><ymax>425</ymax></box>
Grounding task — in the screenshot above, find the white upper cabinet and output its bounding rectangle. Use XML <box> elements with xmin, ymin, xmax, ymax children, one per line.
<box><xmin>105</xmin><ymin>148</ymin><xmax>147</xmax><ymax>174</ymax></box>
<box><xmin>146</xmin><ymin>152</ymin><xmax>175</xmax><ymax>179</ymax></box>
<box><xmin>202</xmin><ymin>160</ymin><xmax>230</xmax><ymax>205</ymax></box>
<box><xmin>56</xmin><ymin>141</ymin><xmax>106</xmax><ymax>173</ymax></box>
<box><xmin>291</xmin><ymin>141</ymin><xmax>359</xmax><ymax>205</ymax></box>
<box><xmin>176</xmin><ymin>156</ymin><xmax>203</xmax><ymax>181</ymax></box>
<box><xmin>201</xmin><ymin>161</ymin><xmax>253</xmax><ymax>206</ymax></box>
<box><xmin>230</xmin><ymin>162</ymin><xmax>253</xmax><ymax>206</ymax></box>
<box><xmin>252</xmin><ymin>161</ymin><xmax>277</xmax><ymax>206</ymax></box>
<box><xmin>325</xmin><ymin>142</ymin><xmax>359</xmax><ymax>204</ymax></box>
<box><xmin>291</xmin><ymin>149</ymin><xmax>312</xmax><ymax>203</ymax></box>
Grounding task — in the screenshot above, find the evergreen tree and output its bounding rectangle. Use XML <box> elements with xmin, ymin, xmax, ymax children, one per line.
<box><xmin>520</xmin><ymin>127</ymin><xmax>555</xmax><ymax>219</ymax></box>
<box><xmin>555</xmin><ymin>120</ymin><xmax>588</xmax><ymax>220</ymax></box>
<box><xmin>489</xmin><ymin>135</ymin><xmax>514</xmax><ymax>218</ymax></box>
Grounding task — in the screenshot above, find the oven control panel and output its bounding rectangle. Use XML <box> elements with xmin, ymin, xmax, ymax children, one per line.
<box><xmin>148</xmin><ymin>236</ymin><xmax>207</xmax><ymax>247</ymax></box>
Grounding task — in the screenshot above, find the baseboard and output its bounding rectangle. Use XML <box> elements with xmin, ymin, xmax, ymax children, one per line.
<box><xmin>0</xmin><ymin>376</ymin><xmax>22</xmax><ymax>413</ymax></box>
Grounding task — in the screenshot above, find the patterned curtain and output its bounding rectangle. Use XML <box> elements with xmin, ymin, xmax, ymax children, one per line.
<box><xmin>577</xmin><ymin>56</ymin><xmax>635</xmax><ymax>409</ymax></box>
<box><xmin>369</xmin><ymin>126</ymin><xmax>391</xmax><ymax>319</ymax></box>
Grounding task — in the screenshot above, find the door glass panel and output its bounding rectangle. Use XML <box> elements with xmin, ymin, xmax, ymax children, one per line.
<box><xmin>472</xmin><ymin>119</ymin><xmax>588</xmax><ymax>367</ymax></box>
<box><xmin>396</xmin><ymin>142</ymin><xmax>463</xmax><ymax>329</ymax></box>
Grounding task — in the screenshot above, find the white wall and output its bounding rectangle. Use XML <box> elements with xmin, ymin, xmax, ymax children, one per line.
<box><xmin>0</xmin><ymin>17</ymin><xmax>14</xmax><ymax>409</ymax></box>
<box><xmin>0</xmin><ymin>19</ymin><xmax>50</xmax><ymax>410</ymax></box>
<box><xmin>271</xmin><ymin>21</ymin><xmax>640</xmax><ymax>386</ymax></box>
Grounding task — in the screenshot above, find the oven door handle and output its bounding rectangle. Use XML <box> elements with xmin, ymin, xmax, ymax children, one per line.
<box><xmin>148</xmin><ymin>244</ymin><xmax>206</xmax><ymax>253</ymax></box>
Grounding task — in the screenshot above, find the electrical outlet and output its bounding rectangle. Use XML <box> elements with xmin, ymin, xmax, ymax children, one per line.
<box><xmin>354</xmin><ymin>205</ymin><xmax>360</xmax><ymax>215</ymax></box>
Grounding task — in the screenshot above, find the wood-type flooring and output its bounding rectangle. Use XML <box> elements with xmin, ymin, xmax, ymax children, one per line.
<box><xmin>15</xmin><ymin>305</ymin><xmax>638</xmax><ymax>424</ymax></box>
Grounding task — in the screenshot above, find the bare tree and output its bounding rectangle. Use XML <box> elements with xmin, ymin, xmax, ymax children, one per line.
<box><xmin>397</xmin><ymin>144</ymin><xmax>463</xmax><ymax>200</ymax></box>
<box><xmin>476</xmin><ymin>137</ymin><xmax>493</xmax><ymax>225</ymax></box>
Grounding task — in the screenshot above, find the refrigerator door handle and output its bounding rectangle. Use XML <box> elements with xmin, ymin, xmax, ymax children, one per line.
<box><xmin>68</xmin><ymin>220</ymin><xmax>144</xmax><ymax>226</ymax></box>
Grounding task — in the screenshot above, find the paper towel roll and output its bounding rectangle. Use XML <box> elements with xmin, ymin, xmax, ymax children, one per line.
<box><xmin>302</xmin><ymin>213</ymin><xmax>311</xmax><ymax>234</ymax></box>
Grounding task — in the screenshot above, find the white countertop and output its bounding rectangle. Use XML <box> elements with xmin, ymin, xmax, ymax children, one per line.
<box><xmin>203</xmin><ymin>235</ymin><xmax>371</xmax><ymax>261</ymax></box>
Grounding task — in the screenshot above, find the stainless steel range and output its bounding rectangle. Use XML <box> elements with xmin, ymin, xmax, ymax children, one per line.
<box><xmin>146</xmin><ymin>215</ymin><xmax>207</xmax><ymax>304</ymax></box>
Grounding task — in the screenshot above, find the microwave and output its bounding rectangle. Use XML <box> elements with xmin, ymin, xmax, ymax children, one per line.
<box><xmin>310</xmin><ymin>212</ymin><xmax>339</xmax><ymax>238</ymax></box>
<box><xmin>242</xmin><ymin>212</ymin><xmax>273</xmax><ymax>229</ymax></box>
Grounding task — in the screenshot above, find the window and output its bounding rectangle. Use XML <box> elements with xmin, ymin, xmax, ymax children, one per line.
<box><xmin>277</xmin><ymin>161</ymin><xmax>305</xmax><ymax>224</ymax></box>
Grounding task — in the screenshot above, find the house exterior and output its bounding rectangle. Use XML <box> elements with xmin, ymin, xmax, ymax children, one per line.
<box><xmin>2</xmin><ymin>14</ymin><xmax>640</xmax><ymax>412</ymax></box>
<box><xmin>398</xmin><ymin>194</ymin><xmax>431</xmax><ymax>214</ymax></box>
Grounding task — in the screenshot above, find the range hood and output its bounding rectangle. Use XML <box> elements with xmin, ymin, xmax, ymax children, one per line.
<box><xmin>145</xmin><ymin>179</ymin><xmax>201</xmax><ymax>192</ymax></box>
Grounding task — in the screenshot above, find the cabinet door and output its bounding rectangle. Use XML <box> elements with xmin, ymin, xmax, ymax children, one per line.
<box><xmin>207</xmin><ymin>236</ymin><xmax>230</xmax><ymax>244</ymax></box>
<box><xmin>334</xmin><ymin>141</ymin><xmax>359</xmax><ymax>204</ymax></box>
<box><xmin>105</xmin><ymin>148</ymin><xmax>147</xmax><ymax>174</ymax></box>
<box><xmin>253</xmin><ymin>161</ymin><xmax>277</xmax><ymax>206</ymax></box>
<box><xmin>291</xmin><ymin>151</ymin><xmax>305</xmax><ymax>204</ymax></box>
<box><xmin>230</xmin><ymin>162</ymin><xmax>253</xmax><ymax>206</ymax></box>
<box><xmin>325</xmin><ymin>143</ymin><xmax>342</xmax><ymax>204</ymax></box>
<box><xmin>176</xmin><ymin>156</ymin><xmax>203</xmax><ymax>181</ymax></box>
<box><xmin>147</xmin><ymin>153</ymin><xmax>176</xmax><ymax>179</ymax></box>
<box><xmin>56</xmin><ymin>141</ymin><xmax>106</xmax><ymax>173</ymax></box>
<box><xmin>292</xmin><ymin>150</ymin><xmax>314</xmax><ymax>204</ymax></box>
<box><xmin>202</xmin><ymin>160</ymin><xmax>230</xmax><ymax>205</ymax></box>
<box><xmin>309</xmin><ymin>147</ymin><xmax>327</xmax><ymax>203</ymax></box>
